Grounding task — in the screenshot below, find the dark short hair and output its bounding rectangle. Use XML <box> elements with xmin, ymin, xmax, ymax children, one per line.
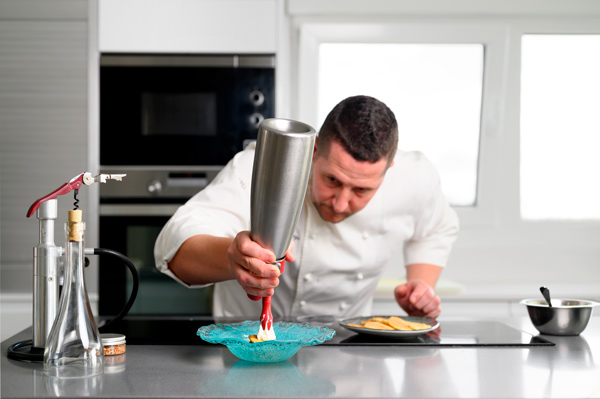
<box><xmin>317</xmin><ymin>95</ymin><xmax>398</xmax><ymax>166</ymax></box>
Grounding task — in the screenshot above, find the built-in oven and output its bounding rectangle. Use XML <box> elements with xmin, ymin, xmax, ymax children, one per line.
<box><xmin>98</xmin><ymin>53</ymin><xmax>275</xmax><ymax>317</ymax></box>
<box><xmin>98</xmin><ymin>168</ymin><xmax>221</xmax><ymax>317</ymax></box>
<box><xmin>100</xmin><ymin>54</ymin><xmax>275</xmax><ymax>166</ymax></box>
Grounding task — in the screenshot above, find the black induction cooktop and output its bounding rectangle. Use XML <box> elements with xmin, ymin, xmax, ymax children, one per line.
<box><xmin>99</xmin><ymin>316</ymin><xmax>554</xmax><ymax>347</ymax></box>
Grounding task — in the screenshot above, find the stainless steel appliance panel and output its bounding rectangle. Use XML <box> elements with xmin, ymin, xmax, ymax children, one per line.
<box><xmin>100</xmin><ymin>54</ymin><xmax>274</xmax><ymax>167</ymax></box>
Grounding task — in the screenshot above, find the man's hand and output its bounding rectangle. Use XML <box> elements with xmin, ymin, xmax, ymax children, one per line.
<box><xmin>226</xmin><ymin>231</ymin><xmax>295</xmax><ymax>298</ymax></box>
<box><xmin>394</xmin><ymin>279</ymin><xmax>441</xmax><ymax>319</ymax></box>
<box><xmin>227</xmin><ymin>231</ymin><xmax>279</xmax><ymax>297</ymax></box>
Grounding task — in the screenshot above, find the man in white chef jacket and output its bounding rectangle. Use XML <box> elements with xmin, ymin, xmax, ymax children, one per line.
<box><xmin>154</xmin><ymin>95</ymin><xmax>459</xmax><ymax>319</ymax></box>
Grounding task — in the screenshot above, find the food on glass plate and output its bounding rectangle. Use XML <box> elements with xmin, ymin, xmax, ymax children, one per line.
<box><xmin>348</xmin><ymin>316</ymin><xmax>431</xmax><ymax>331</ymax></box>
<box><xmin>248</xmin><ymin>334</ymin><xmax>264</xmax><ymax>343</ymax></box>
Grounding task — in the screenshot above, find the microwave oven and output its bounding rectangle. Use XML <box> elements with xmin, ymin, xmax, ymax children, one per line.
<box><xmin>99</xmin><ymin>54</ymin><xmax>275</xmax><ymax>167</ymax></box>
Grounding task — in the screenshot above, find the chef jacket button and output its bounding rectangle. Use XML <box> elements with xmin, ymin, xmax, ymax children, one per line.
<box><xmin>339</xmin><ymin>302</ymin><xmax>348</xmax><ymax>310</ymax></box>
<box><xmin>309</xmin><ymin>233</ymin><xmax>315</xmax><ymax>240</ymax></box>
<box><xmin>362</xmin><ymin>232</ymin><xmax>369</xmax><ymax>240</ymax></box>
<box><xmin>304</xmin><ymin>273</ymin><xmax>313</xmax><ymax>282</ymax></box>
<box><xmin>300</xmin><ymin>300</ymin><xmax>306</xmax><ymax>307</ymax></box>
<box><xmin>356</xmin><ymin>272</ymin><xmax>364</xmax><ymax>280</ymax></box>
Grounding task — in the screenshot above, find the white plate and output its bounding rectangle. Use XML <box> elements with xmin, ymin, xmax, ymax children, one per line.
<box><xmin>339</xmin><ymin>315</ymin><xmax>440</xmax><ymax>338</ymax></box>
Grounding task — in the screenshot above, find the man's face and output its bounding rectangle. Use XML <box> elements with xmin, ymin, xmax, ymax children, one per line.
<box><xmin>310</xmin><ymin>140</ymin><xmax>392</xmax><ymax>223</ymax></box>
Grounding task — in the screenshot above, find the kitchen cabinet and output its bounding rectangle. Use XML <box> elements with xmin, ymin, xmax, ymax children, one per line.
<box><xmin>0</xmin><ymin>0</ymin><xmax>94</xmax><ymax>293</ymax></box>
<box><xmin>99</xmin><ymin>0</ymin><xmax>278</xmax><ymax>54</ymax></box>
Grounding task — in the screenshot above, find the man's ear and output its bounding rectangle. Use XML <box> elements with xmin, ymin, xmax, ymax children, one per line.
<box><xmin>312</xmin><ymin>137</ymin><xmax>318</xmax><ymax>161</ymax></box>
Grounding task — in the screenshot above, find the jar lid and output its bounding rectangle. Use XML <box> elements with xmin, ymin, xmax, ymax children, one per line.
<box><xmin>101</xmin><ymin>333</ymin><xmax>126</xmax><ymax>346</ymax></box>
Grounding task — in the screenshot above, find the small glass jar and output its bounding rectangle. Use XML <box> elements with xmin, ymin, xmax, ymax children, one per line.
<box><xmin>101</xmin><ymin>333</ymin><xmax>126</xmax><ymax>356</ymax></box>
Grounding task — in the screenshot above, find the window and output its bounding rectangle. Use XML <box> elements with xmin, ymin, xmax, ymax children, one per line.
<box><xmin>520</xmin><ymin>34</ymin><xmax>600</xmax><ymax>220</ymax></box>
<box><xmin>296</xmin><ymin>23</ymin><xmax>507</xmax><ymax>224</ymax></box>
<box><xmin>317</xmin><ymin>43</ymin><xmax>484</xmax><ymax>206</ymax></box>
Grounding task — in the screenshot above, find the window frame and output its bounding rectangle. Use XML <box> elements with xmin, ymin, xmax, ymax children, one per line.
<box><xmin>294</xmin><ymin>20</ymin><xmax>509</xmax><ymax>227</ymax></box>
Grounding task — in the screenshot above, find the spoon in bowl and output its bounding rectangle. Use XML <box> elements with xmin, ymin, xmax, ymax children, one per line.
<box><xmin>540</xmin><ymin>286</ymin><xmax>552</xmax><ymax>307</ymax></box>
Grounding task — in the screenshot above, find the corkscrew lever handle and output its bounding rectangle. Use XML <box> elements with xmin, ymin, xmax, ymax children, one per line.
<box><xmin>26</xmin><ymin>173</ymin><xmax>85</xmax><ymax>218</ymax></box>
<box><xmin>26</xmin><ymin>172</ymin><xmax>127</xmax><ymax>218</ymax></box>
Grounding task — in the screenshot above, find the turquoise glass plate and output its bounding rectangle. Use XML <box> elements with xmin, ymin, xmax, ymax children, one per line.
<box><xmin>197</xmin><ymin>320</ymin><xmax>336</xmax><ymax>363</ymax></box>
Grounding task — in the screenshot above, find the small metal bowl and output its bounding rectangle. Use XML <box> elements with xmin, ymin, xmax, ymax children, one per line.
<box><xmin>520</xmin><ymin>298</ymin><xmax>599</xmax><ymax>336</ymax></box>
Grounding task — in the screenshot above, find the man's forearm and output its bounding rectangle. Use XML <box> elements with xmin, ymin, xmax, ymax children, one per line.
<box><xmin>406</xmin><ymin>263</ymin><xmax>443</xmax><ymax>288</ymax></box>
<box><xmin>168</xmin><ymin>235</ymin><xmax>235</xmax><ymax>285</ymax></box>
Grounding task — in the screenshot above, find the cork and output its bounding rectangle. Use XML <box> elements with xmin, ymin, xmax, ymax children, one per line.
<box><xmin>68</xmin><ymin>210</ymin><xmax>84</xmax><ymax>242</ymax></box>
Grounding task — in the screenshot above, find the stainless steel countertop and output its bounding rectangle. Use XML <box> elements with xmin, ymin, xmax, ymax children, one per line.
<box><xmin>2</xmin><ymin>316</ymin><xmax>599</xmax><ymax>398</ymax></box>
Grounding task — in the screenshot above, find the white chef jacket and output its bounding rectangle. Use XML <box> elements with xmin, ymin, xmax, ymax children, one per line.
<box><xmin>154</xmin><ymin>142</ymin><xmax>459</xmax><ymax>319</ymax></box>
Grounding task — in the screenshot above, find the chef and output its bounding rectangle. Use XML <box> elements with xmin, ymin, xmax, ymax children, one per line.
<box><xmin>154</xmin><ymin>95</ymin><xmax>459</xmax><ymax>319</ymax></box>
